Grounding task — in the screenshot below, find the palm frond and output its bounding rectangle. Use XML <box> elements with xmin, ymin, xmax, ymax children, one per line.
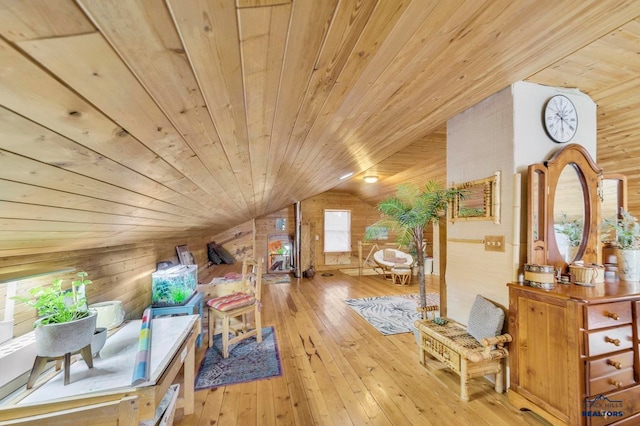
<box><xmin>364</xmin><ymin>179</ymin><xmax>459</xmax><ymax>319</ymax></box>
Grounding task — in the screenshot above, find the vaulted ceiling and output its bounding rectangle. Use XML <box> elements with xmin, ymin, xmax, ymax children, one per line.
<box><xmin>1</xmin><ymin>0</ymin><xmax>639</xmax><ymax>256</ymax></box>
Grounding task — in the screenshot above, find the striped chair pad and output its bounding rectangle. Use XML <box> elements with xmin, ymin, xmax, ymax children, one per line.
<box><xmin>207</xmin><ymin>292</ymin><xmax>255</xmax><ymax>311</ymax></box>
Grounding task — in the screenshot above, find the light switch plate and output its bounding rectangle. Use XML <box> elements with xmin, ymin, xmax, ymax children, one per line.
<box><xmin>485</xmin><ymin>235</ymin><xmax>505</xmax><ymax>252</ymax></box>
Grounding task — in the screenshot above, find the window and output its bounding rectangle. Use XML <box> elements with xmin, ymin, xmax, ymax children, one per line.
<box><xmin>324</xmin><ymin>209</ymin><xmax>351</xmax><ymax>252</ymax></box>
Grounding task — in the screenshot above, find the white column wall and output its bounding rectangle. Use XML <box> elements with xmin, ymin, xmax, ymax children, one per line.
<box><xmin>445</xmin><ymin>81</ymin><xmax>596</xmax><ymax>324</ymax></box>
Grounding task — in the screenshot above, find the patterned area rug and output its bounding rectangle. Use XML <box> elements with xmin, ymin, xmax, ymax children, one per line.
<box><xmin>195</xmin><ymin>326</ymin><xmax>282</xmax><ymax>389</ymax></box>
<box><xmin>262</xmin><ymin>273</ymin><xmax>292</xmax><ymax>285</ymax></box>
<box><xmin>345</xmin><ymin>293</ymin><xmax>440</xmax><ymax>335</ymax></box>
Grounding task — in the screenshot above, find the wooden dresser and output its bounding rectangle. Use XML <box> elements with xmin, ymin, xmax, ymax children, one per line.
<box><xmin>508</xmin><ymin>281</ymin><xmax>640</xmax><ymax>426</ymax></box>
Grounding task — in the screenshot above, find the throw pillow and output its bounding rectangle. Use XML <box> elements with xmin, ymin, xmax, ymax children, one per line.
<box><xmin>467</xmin><ymin>295</ymin><xmax>505</xmax><ymax>343</ymax></box>
<box><xmin>383</xmin><ymin>249</ymin><xmax>396</xmax><ymax>261</ymax></box>
<box><xmin>207</xmin><ymin>292</ymin><xmax>255</xmax><ymax>311</ymax></box>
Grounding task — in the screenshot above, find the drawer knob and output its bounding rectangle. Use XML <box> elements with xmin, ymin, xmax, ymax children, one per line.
<box><xmin>605</xmin><ymin>336</ymin><xmax>621</xmax><ymax>346</ymax></box>
<box><xmin>609</xmin><ymin>379</ymin><xmax>623</xmax><ymax>388</ymax></box>
<box><xmin>606</xmin><ymin>312</ymin><xmax>619</xmax><ymax>320</ymax></box>
<box><xmin>607</xmin><ymin>359</ymin><xmax>622</xmax><ymax>369</ymax></box>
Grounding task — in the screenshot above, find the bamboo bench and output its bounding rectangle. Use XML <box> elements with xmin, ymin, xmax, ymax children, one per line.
<box><xmin>414</xmin><ymin>295</ymin><xmax>511</xmax><ymax>401</ymax></box>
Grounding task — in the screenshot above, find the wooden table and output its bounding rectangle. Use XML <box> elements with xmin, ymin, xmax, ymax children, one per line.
<box><xmin>0</xmin><ymin>315</ymin><xmax>200</xmax><ymax>424</ymax></box>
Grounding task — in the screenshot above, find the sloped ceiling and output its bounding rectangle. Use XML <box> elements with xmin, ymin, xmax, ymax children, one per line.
<box><xmin>0</xmin><ymin>0</ymin><xmax>639</xmax><ymax>256</ymax></box>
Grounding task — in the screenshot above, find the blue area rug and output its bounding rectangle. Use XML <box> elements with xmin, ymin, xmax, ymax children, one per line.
<box><xmin>195</xmin><ymin>326</ymin><xmax>282</xmax><ymax>389</ymax></box>
<box><xmin>345</xmin><ymin>293</ymin><xmax>439</xmax><ymax>335</ymax></box>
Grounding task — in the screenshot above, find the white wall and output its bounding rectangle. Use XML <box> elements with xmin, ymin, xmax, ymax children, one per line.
<box><xmin>512</xmin><ymin>81</ymin><xmax>597</xmax><ymax>170</ymax></box>
<box><xmin>446</xmin><ymin>81</ymin><xmax>596</xmax><ymax>324</ymax></box>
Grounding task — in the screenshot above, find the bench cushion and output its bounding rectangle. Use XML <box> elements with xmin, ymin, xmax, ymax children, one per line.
<box><xmin>467</xmin><ymin>295</ymin><xmax>504</xmax><ymax>343</ymax></box>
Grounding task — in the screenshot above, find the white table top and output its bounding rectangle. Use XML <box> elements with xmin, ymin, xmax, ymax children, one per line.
<box><xmin>18</xmin><ymin>315</ymin><xmax>198</xmax><ymax>405</ymax></box>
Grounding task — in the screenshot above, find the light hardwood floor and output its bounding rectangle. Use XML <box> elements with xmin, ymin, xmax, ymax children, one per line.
<box><xmin>176</xmin><ymin>271</ymin><xmax>549</xmax><ymax>425</ymax></box>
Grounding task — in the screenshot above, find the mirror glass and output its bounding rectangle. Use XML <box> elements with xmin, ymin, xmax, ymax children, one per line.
<box><xmin>458</xmin><ymin>183</ymin><xmax>487</xmax><ymax>218</ymax></box>
<box><xmin>601</xmin><ymin>179</ymin><xmax>618</xmax><ymax>241</ymax></box>
<box><xmin>553</xmin><ymin>164</ymin><xmax>585</xmax><ymax>263</ymax></box>
<box><xmin>450</xmin><ymin>172</ymin><xmax>500</xmax><ymax>223</ymax></box>
<box><xmin>601</xmin><ymin>179</ymin><xmax>620</xmax><ymax>219</ymax></box>
<box><xmin>601</xmin><ymin>176</ymin><xmax>628</xmax><ymax>243</ymax></box>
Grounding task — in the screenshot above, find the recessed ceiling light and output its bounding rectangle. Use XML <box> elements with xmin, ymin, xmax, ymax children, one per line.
<box><xmin>364</xmin><ymin>176</ymin><xmax>378</xmax><ymax>183</ymax></box>
<box><xmin>339</xmin><ymin>172</ymin><xmax>354</xmax><ymax>180</ymax></box>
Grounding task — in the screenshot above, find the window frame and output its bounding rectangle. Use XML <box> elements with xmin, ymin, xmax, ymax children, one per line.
<box><xmin>323</xmin><ymin>209</ymin><xmax>351</xmax><ymax>253</ymax></box>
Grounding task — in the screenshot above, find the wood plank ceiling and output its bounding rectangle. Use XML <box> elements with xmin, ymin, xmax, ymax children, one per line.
<box><xmin>0</xmin><ymin>0</ymin><xmax>639</xmax><ymax>256</ymax></box>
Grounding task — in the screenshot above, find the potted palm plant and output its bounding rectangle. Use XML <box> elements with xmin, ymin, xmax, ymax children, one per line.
<box><xmin>366</xmin><ymin>181</ymin><xmax>459</xmax><ymax>320</ymax></box>
<box><xmin>13</xmin><ymin>271</ymin><xmax>97</xmax><ymax>357</ymax></box>
<box><xmin>603</xmin><ymin>209</ymin><xmax>640</xmax><ymax>281</ymax></box>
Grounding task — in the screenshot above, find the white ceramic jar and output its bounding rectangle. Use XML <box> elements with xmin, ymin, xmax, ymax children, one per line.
<box><xmin>88</xmin><ymin>300</ymin><xmax>125</xmax><ymax>330</ymax></box>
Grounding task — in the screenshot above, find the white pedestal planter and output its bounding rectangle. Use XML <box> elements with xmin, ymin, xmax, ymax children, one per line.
<box><xmin>34</xmin><ymin>310</ymin><xmax>97</xmax><ymax>357</ymax></box>
<box><xmin>617</xmin><ymin>249</ymin><xmax>640</xmax><ymax>282</ymax></box>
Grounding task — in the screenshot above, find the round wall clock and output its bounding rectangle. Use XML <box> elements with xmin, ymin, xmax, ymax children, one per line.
<box><xmin>543</xmin><ymin>94</ymin><xmax>578</xmax><ymax>143</ymax></box>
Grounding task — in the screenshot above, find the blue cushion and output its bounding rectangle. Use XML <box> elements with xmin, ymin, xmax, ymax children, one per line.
<box><xmin>467</xmin><ymin>295</ymin><xmax>505</xmax><ymax>342</ymax></box>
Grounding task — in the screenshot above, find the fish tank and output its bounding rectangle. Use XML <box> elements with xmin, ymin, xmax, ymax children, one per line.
<box><xmin>151</xmin><ymin>265</ymin><xmax>197</xmax><ymax>307</ymax></box>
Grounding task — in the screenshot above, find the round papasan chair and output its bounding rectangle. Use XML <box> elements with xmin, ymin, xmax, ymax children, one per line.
<box><xmin>373</xmin><ymin>248</ymin><xmax>414</xmax><ymax>280</ymax></box>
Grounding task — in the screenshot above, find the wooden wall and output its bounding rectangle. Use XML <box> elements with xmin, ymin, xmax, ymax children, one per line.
<box><xmin>0</xmin><ymin>226</ymin><xmax>253</xmax><ymax>340</ymax></box>
<box><xmin>301</xmin><ymin>191</ymin><xmax>393</xmax><ymax>271</ymax></box>
<box><xmin>255</xmin><ymin>206</ymin><xmax>296</xmax><ymax>267</ymax></box>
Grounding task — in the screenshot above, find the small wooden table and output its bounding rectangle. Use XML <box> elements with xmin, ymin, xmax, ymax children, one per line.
<box><xmin>150</xmin><ymin>292</ymin><xmax>204</xmax><ymax>347</ymax></box>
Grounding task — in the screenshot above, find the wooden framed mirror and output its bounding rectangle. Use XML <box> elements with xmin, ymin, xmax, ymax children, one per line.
<box><xmin>527</xmin><ymin>144</ymin><xmax>602</xmax><ymax>271</ymax></box>
<box><xmin>450</xmin><ymin>171</ymin><xmax>501</xmax><ymax>224</ymax></box>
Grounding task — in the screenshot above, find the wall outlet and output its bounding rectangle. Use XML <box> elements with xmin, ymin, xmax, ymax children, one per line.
<box><xmin>485</xmin><ymin>235</ymin><xmax>505</xmax><ymax>252</ymax></box>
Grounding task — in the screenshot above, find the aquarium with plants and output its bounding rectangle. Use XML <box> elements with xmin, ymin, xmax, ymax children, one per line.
<box><xmin>151</xmin><ymin>265</ymin><xmax>197</xmax><ymax>307</ymax></box>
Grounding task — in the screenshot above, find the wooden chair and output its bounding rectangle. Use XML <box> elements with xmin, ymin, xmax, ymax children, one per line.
<box><xmin>207</xmin><ymin>258</ymin><xmax>263</xmax><ymax>358</ymax></box>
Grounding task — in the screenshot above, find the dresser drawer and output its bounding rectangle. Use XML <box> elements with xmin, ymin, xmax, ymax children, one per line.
<box><xmin>585</xmin><ymin>301</ymin><xmax>632</xmax><ymax>330</ymax></box>
<box><xmin>588</xmin><ymin>351</ymin><xmax>635</xmax><ymax>378</ymax></box>
<box><xmin>587</xmin><ymin>385</ymin><xmax>640</xmax><ymax>426</ymax></box>
<box><xmin>588</xmin><ymin>367</ymin><xmax>635</xmax><ymax>396</ymax></box>
<box><xmin>586</xmin><ymin>325</ymin><xmax>633</xmax><ymax>357</ymax></box>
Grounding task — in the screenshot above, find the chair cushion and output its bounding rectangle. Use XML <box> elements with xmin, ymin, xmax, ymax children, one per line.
<box><xmin>467</xmin><ymin>295</ymin><xmax>505</xmax><ymax>343</ymax></box>
<box><xmin>224</xmin><ymin>272</ymin><xmax>242</xmax><ymax>280</ymax></box>
<box><xmin>207</xmin><ymin>292</ymin><xmax>255</xmax><ymax>311</ymax></box>
<box><xmin>383</xmin><ymin>249</ymin><xmax>396</xmax><ymax>261</ymax></box>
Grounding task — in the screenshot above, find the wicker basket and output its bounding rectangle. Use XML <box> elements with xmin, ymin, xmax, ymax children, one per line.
<box><xmin>569</xmin><ymin>264</ymin><xmax>604</xmax><ymax>284</ymax></box>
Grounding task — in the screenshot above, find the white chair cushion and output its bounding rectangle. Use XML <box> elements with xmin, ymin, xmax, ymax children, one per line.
<box><xmin>373</xmin><ymin>249</ymin><xmax>413</xmax><ymax>268</ymax></box>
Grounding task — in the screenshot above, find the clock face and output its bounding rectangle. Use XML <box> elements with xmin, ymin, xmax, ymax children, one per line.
<box><xmin>544</xmin><ymin>94</ymin><xmax>578</xmax><ymax>143</ymax></box>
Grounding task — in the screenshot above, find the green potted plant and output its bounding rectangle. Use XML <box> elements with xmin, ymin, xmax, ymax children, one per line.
<box><xmin>13</xmin><ymin>271</ymin><xmax>98</xmax><ymax>358</ymax></box>
<box><xmin>603</xmin><ymin>209</ymin><xmax>640</xmax><ymax>281</ymax></box>
<box><xmin>366</xmin><ymin>181</ymin><xmax>459</xmax><ymax>320</ymax></box>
